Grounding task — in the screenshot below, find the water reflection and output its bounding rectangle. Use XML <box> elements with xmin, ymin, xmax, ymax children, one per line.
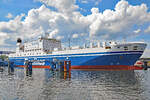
<box><xmin>40</xmin><ymin>70</ymin><xmax>144</xmax><ymax>100</ymax></box>
<box><xmin>0</xmin><ymin>68</ymin><xmax>150</xmax><ymax>100</ymax></box>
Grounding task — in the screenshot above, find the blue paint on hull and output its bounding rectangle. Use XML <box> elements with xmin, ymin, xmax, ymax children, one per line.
<box><xmin>9</xmin><ymin>51</ymin><xmax>143</xmax><ymax>67</ymax></box>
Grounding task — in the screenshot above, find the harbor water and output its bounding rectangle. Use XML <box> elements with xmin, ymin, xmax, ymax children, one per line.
<box><xmin>0</xmin><ymin>67</ymin><xmax>150</xmax><ymax>100</ymax></box>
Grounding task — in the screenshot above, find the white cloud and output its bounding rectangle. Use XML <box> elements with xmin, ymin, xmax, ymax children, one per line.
<box><xmin>134</xmin><ymin>29</ymin><xmax>141</xmax><ymax>34</ymax></box>
<box><xmin>0</xmin><ymin>13</ymin><xmax>25</xmax><ymax>41</ymax></box>
<box><xmin>0</xmin><ymin>4</ymin><xmax>88</xmax><ymax>46</ymax></box>
<box><xmin>72</xmin><ymin>33</ymin><xmax>79</xmax><ymax>38</ymax></box>
<box><xmin>0</xmin><ymin>0</ymin><xmax>150</xmax><ymax>47</ymax></box>
<box><xmin>81</xmin><ymin>0</ymin><xmax>88</xmax><ymax>4</ymax></box>
<box><xmin>6</xmin><ymin>13</ymin><xmax>13</xmax><ymax>19</ymax></box>
<box><xmin>81</xmin><ymin>33</ymin><xmax>86</xmax><ymax>36</ymax></box>
<box><xmin>144</xmin><ymin>26</ymin><xmax>150</xmax><ymax>33</ymax></box>
<box><xmin>88</xmin><ymin>0</ymin><xmax>150</xmax><ymax>39</ymax></box>
<box><xmin>91</xmin><ymin>8</ymin><xmax>99</xmax><ymax>14</ymax></box>
<box><xmin>95</xmin><ymin>0</ymin><xmax>102</xmax><ymax>6</ymax></box>
<box><xmin>79</xmin><ymin>0</ymin><xmax>102</xmax><ymax>5</ymax></box>
<box><xmin>49</xmin><ymin>29</ymin><xmax>58</xmax><ymax>38</ymax></box>
<box><xmin>36</xmin><ymin>0</ymin><xmax>78</xmax><ymax>14</ymax></box>
<box><xmin>0</xmin><ymin>32</ymin><xmax>9</xmax><ymax>45</ymax></box>
<box><xmin>56</xmin><ymin>36</ymin><xmax>64</xmax><ymax>40</ymax></box>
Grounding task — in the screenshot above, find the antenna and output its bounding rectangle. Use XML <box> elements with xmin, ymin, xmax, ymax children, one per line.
<box><xmin>68</xmin><ymin>38</ymin><xmax>71</xmax><ymax>49</ymax></box>
<box><xmin>123</xmin><ymin>36</ymin><xmax>126</xmax><ymax>43</ymax></box>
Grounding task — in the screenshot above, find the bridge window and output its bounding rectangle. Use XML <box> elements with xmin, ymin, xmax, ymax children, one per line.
<box><xmin>117</xmin><ymin>46</ymin><xmax>120</xmax><ymax>49</ymax></box>
<box><xmin>133</xmin><ymin>46</ymin><xmax>138</xmax><ymax>50</ymax></box>
<box><xmin>105</xmin><ymin>46</ymin><xmax>111</xmax><ymax>49</ymax></box>
<box><xmin>124</xmin><ymin>46</ymin><xmax>128</xmax><ymax>50</ymax></box>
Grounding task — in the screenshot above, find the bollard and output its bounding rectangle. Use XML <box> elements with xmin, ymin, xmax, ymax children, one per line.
<box><xmin>68</xmin><ymin>61</ymin><xmax>71</xmax><ymax>72</ymax></box>
<box><xmin>25</xmin><ymin>60</ymin><xmax>28</xmax><ymax>75</ymax></box>
<box><xmin>28</xmin><ymin>61</ymin><xmax>32</xmax><ymax>75</ymax></box>
<box><xmin>50</xmin><ymin>62</ymin><xmax>56</xmax><ymax>71</ymax></box>
<box><xmin>143</xmin><ymin>61</ymin><xmax>148</xmax><ymax>70</ymax></box>
<box><xmin>64</xmin><ymin>71</ymin><xmax>67</xmax><ymax>80</ymax></box>
<box><xmin>64</xmin><ymin>60</ymin><xmax>71</xmax><ymax>72</ymax></box>
<box><xmin>10</xmin><ymin>62</ymin><xmax>14</xmax><ymax>72</ymax></box>
<box><xmin>63</xmin><ymin>71</ymin><xmax>71</xmax><ymax>80</ymax></box>
<box><xmin>0</xmin><ymin>64</ymin><xmax>3</xmax><ymax>72</ymax></box>
<box><xmin>64</xmin><ymin>61</ymin><xmax>67</xmax><ymax>72</ymax></box>
<box><xmin>59</xmin><ymin>61</ymin><xmax>64</xmax><ymax>72</ymax></box>
<box><xmin>8</xmin><ymin>60</ymin><xmax>10</xmax><ymax>73</ymax></box>
<box><xmin>25</xmin><ymin>60</ymin><xmax>32</xmax><ymax>76</ymax></box>
<box><xmin>49</xmin><ymin>59</ymin><xmax>71</xmax><ymax>80</ymax></box>
<box><xmin>64</xmin><ymin>60</ymin><xmax>71</xmax><ymax>80</ymax></box>
<box><xmin>55</xmin><ymin>63</ymin><xmax>60</xmax><ymax>71</ymax></box>
<box><xmin>8</xmin><ymin>60</ymin><xmax>14</xmax><ymax>74</ymax></box>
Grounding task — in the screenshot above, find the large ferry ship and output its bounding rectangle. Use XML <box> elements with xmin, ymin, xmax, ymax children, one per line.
<box><xmin>9</xmin><ymin>35</ymin><xmax>147</xmax><ymax>70</ymax></box>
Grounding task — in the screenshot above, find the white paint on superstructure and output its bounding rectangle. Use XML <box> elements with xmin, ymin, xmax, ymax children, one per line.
<box><xmin>9</xmin><ymin>36</ymin><xmax>147</xmax><ymax>58</ymax></box>
<box><xmin>52</xmin><ymin>47</ymin><xmax>106</xmax><ymax>55</ymax></box>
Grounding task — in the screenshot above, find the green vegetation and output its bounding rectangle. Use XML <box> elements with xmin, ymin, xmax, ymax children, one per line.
<box><xmin>0</xmin><ymin>55</ymin><xmax>8</xmax><ymax>61</ymax></box>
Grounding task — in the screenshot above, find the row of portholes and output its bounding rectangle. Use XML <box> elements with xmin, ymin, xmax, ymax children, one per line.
<box><xmin>17</xmin><ymin>53</ymin><xmax>42</xmax><ymax>56</ymax></box>
<box><xmin>24</xmin><ymin>49</ymin><xmax>42</xmax><ymax>52</ymax></box>
<box><xmin>25</xmin><ymin>53</ymin><xmax>42</xmax><ymax>56</ymax></box>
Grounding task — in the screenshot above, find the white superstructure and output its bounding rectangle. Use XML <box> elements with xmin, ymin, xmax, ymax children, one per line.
<box><xmin>9</xmin><ymin>36</ymin><xmax>147</xmax><ymax>57</ymax></box>
<box><xmin>10</xmin><ymin>36</ymin><xmax>61</xmax><ymax>57</ymax></box>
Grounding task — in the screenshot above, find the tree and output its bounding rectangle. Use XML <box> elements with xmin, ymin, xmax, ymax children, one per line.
<box><xmin>0</xmin><ymin>55</ymin><xmax>8</xmax><ymax>61</ymax></box>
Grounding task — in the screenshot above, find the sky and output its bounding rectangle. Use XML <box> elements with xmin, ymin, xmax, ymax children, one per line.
<box><xmin>0</xmin><ymin>0</ymin><xmax>150</xmax><ymax>56</ymax></box>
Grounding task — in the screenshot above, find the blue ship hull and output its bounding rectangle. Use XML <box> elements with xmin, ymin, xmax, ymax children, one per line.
<box><xmin>9</xmin><ymin>51</ymin><xmax>143</xmax><ymax>70</ymax></box>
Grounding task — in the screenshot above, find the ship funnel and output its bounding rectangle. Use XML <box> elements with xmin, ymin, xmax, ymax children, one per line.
<box><xmin>17</xmin><ymin>38</ymin><xmax>22</xmax><ymax>43</ymax></box>
<box><xmin>17</xmin><ymin>38</ymin><xmax>22</xmax><ymax>46</ymax></box>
